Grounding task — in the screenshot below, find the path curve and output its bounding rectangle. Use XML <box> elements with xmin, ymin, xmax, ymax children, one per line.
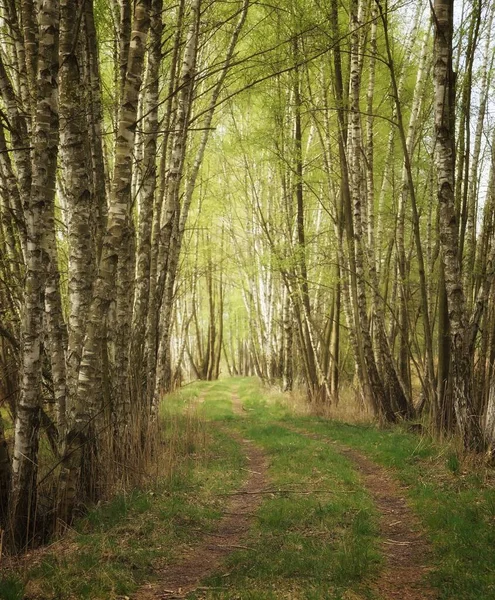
<box><xmin>290</xmin><ymin>427</ymin><xmax>437</xmax><ymax>600</ymax></box>
<box><xmin>134</xmin><ymin>394</ymin><xmax>267</xmax><ymax>600</ymax></box>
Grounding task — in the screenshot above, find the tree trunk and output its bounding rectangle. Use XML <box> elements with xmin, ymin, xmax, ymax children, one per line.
<box><xmin>59</xmin><ymin>0</ymin><xmax>95</xmax><ymax>410</ymax></box>
<box><xmin>59</xmin><ymin>0</ymin><xmax>151</xmax><ymax>525</ymax></box>
<box><xmin>9</xmin><ymin>0</ymin><xmax>60</xmax><ymax>551</ymax></box>
<box><xmin>433</xmin><ymin>0</ymin><xmax>485</xmax><ymax>450</ymax></box>
<box><xmin>0</xmin><ymin>416</ymin><xmax>11</xmax><ymax>525</ymax></box>
<box><xmin>148</xmin><ymin>0</ymin><xmax>200</xmax><ymax>404</ymax></box>
<box><xmin>83</xmin><ymin>0</ymin><xmax>108</xmax><ymax>263</ymax></box>
<box><xmin>282</xmin><ymin>285</ymin><xmax>293</xmax><ymax>392</ymax></box>
<box><xmin>377</xmin><ymin>0</ymin><xmax>436</xmax><ymax>410</ymax></box>
<box><xmin>131</xmin><ymin>0</ymin><xmax>162</xmax><ymax>403</ymax></box>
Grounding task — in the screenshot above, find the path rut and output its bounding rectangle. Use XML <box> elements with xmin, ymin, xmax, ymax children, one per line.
<box><xmin>133</xmin><ymin>394</ymin><xmax>267</xmax><ymax>599</ymax></box>
<box><xmin>289</xmin><ymin>427</ymin><xmax>436</xmax><ymax>600</ymax></box>
<box><xmin>135</xmin><ymin>393</ymin><xmax>436</xmax><ymax>599</ymax></box>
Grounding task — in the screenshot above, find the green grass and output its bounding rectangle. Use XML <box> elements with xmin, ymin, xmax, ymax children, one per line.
<box><xmin>12</xmin><ymin>387</ymin><xmax>245</xmax><ymax>600</ymax></box>
<box><xmin>0</xmin><ymin>576</ymin><xmax>24</xmax><ymax>600</ymax></box>
<box><xmin>5</xmin><ymin>377</ymin><xmax>495</xmax><ymax>600</ymax></box>
<box><xmin>190</xmin><ymin>380</ymin><xmax>381</xmax><ymax>599</ymax></box>
<box><xmin>285</xmin><ymin>410</ymin><xmax>495</xmax><ymax>600</ymax></box>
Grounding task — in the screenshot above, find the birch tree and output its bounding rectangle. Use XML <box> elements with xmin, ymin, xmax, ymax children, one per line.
<box><xmin>433</xmin><ymin>0</ymin><xmax>485</xmax><ymax>450</ymax></box>
<box><xmin>9</xmin><ymin>0</ymin><xmax>60</xmax><ymax>550</ymax></box>
<box><xmin>58</xmin><ymin>0</ymin><xmax>151</xmax><ymax>524</ymax></box>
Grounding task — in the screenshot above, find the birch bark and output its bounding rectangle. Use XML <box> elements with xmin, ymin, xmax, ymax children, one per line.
<box><xmin>131</xmin><ymin>0</ymin><xmax>163</xmax><ymax>398</ymax></box>
<box><xmin>9</xmin><ymin>0</ymin><xmax>60</xmax><ymax>550</ymax></box>
<box><xmin>144</xmin><ymin>0</ymin><xmax>185</xmax><ymax>402</ymax></box>
<box><xmin>149</xmin><ymin>0</ymin><xmax>201</xmax><ymax>403</ymax></box>
<box><xmin>77</xmin><ymin>0</ymin><xmax>150</xmax><ymax>408</ymax></box>
<box><xmin>84</xmin><ymin>0</ymin><xmax>108</xmax><ymax>262</ymax></box>
<box><xmin>464</xmin><ymin>1</ymin><xmax>495</xmax><ymax>300</ymax></box>
<box><xmin>377</xmin><ymin>0</ymin><xmax>437</xmax><ymax>410</ymax></box>
<box><xmin>59</xmin><ymin>0</ymin><xmax>95</xmax><ymax>409</ymax></box>
<box><xmin>58</xmin><ymin>0</ymin><xmax>151</xmax><ymax>524</ymax></box>
<box><xmin>349</xmin><ymin>0</ymin><xmax>395</xmax><ymax>421</ymax></box>
<box><xmin>0</xmin><ymin>416</ymin><xmax>10</xmax><ymax>525</ymax></box>
<box><xmin>433</xmin><ymin>0</ymin><xmax>485</xmax><ymax>450</ymax></box>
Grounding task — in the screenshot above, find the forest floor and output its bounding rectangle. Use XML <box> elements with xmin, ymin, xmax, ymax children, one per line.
<box><xmin>2</xmin><ymin>378</ymin><xmax>495</xmax><ymax>600</ymax></box>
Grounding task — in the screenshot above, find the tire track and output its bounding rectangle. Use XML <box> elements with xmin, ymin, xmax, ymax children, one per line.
<box><xmin>286</xmin><ymin>426</ymin><xmax>437</xmax><ymax>600</ymax></box>
<box><xmin>134</xmin><ymin>394</ymin><xmax>267</xmax><ymax>599</ymax></box>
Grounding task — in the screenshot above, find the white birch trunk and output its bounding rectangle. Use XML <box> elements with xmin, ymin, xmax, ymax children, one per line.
<box><xmin>59</xmin><ymin>0</ymin><xmax>95</xmax><ymax>411</ymax></box>
<box><xmin>9</xmin><ymin>0</ymin><xmax>59</xmax><ymax>550</ymax></box>
<box><xmin>131</xmin><ymin>0</ymin><xmax>162</xmax><ymax>398</ymax></box>
<box><xmin>464</xmin><ymin>1</ymin><xmax>495</xmax><ymax>300</ymax></box>
<box><xmin>149</xmin><ymin>0</ymin><xmax>201</xmax><ymax>403</ymax></box>
<box><xmin>433</xmin><ymin>0</ymin><xmax>485</xmax><ymax>450</ymax></box>
<box><xmin>58</xmin><ymin>0</ymin><xmax>151</xmax><ymax>525</ymax></box>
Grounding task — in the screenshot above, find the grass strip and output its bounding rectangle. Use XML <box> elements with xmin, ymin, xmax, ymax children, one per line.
<box><xmin>191</xmin><ymin>379</ymin><xmax>381</xmax><ymax>599</ymax></box>
<box><xmin>286</xmin><ymin>403</ymin><xmax>495</xmax><ymax>600</ymax></box>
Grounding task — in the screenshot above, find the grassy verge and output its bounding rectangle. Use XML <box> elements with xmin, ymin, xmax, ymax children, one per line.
<box><xmin>1</xmin><ymin>386</ymin><xmax>244</xmax><ymax>600</ymax></box>
<box><xmin>284</xmin><ymin>399</ymin><xmax>495</xmax><ymax>600</ymax></box>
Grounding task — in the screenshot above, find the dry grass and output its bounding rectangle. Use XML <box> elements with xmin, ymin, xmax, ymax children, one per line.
<box><xmin>0</xmin><ymin>388</ymin><xmax>223</xmax><ymax>599</ymax></box>
<box><xmin>1</xmin><ymin>393</ymin><xmax>210</xmax><ymax>559</ymax></box>
<box><xmin>268</xmin><ymin>382</ymin><xmax>375</xmax><ymax>425</ymax></box>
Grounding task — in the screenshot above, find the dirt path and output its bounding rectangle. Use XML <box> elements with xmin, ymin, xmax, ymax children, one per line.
<box><xmin>134</xmin><ymin>392</ymin><xmax>435</xmax><ymax>600</ymax></box>
<box><xmin>134</xmin><ymin>394</ymin><xmax>267</xmax><ymax>600</ymax></box>
<box><xmin>289</xmin><ymin>427</ymin><xmax>437</xmax><ymax>600</ymax></box>
<box><xmin>230</xmin><ymin>392</ymin><xmax>246</xmax><ymax>417</ymax></box>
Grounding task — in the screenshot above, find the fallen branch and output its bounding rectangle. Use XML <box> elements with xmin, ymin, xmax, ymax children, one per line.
<box><xmin>207</xmin><ymin>543</ymin><xmax>253</xmax><ymax>550</ymax></box>
<box><xmin>217</xmin><ymin>488</ymin><xmax>345</xmax><ymax>496</ymax></box>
